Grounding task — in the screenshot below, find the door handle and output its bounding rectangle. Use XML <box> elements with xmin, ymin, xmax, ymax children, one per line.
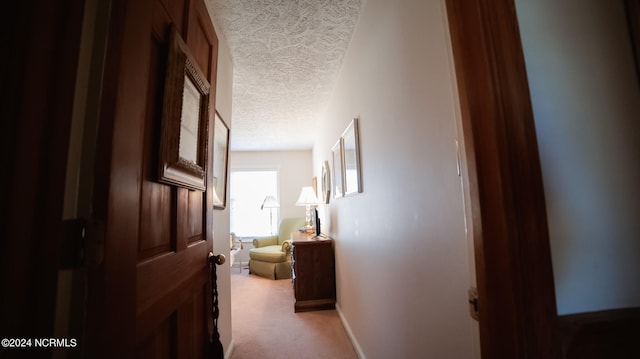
<box><xmin>208</xmin><ymin>252</ymin><xmax>226</xmax><ymax>265</ymax></box>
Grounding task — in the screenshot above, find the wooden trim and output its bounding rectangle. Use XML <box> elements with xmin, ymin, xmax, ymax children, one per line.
<box><xmin>0</xmin><ymin>0</ymin><xmax>85</xmax><ymax>342</ymax></box>
<box><xmin>294</xmin><ymin>299</ymin><xmax>336</xmax><ymax>313</ymax></box>
<box><xmin>558</xmin><ymin>308</ymin><xmax>640</xmax><ymax>358</ymax></box>
<box><xmin>445</xmin><ymin>0</ymin><xmax>559</xmax><ymax>357</ymax></box>
<box><xmin>86</xmin><ymin>0</ymin><xmax>150</xmax><ymax>355</ymax></box>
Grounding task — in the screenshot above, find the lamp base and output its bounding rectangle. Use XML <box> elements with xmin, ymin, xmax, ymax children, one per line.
<box><xmin>304</xmin><ymin>205</ymin><xmax>314</xmax><ymax>232</ymax></box>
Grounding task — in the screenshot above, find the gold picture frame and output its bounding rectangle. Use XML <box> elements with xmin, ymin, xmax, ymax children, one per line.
<box><xmin>158</xmin><ymin>26</ymin><xmax>210</xmax><ymax>191</ymax></box>
<box><xmin>342</xmin><ymin>117</ymin><xmax>362</xmax><ymax>196</ymax></box>
<box><xmin>212</xmin><ymin>112</ymin><xmax>230</xmax><ymax>209</ymax></box>
<box><xmin>312</xmin><ymin>176</ymin><xmax>318</xmax><ymax>197</ymax></box>
<box><xmin>332</xmin><ymin>139</ymin><xmax>344</xmax><ymax>199</ymax></box>
<box><xmin>321</xmin><ymin>160</ymin><xmax>331</xmax><ymax>204</ymax></box>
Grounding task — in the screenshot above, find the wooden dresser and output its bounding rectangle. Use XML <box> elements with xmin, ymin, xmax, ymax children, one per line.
<box><xmin>290</xmin><ymin>232</ymin><xmax>336</xmax><ymax>312</ymax></box>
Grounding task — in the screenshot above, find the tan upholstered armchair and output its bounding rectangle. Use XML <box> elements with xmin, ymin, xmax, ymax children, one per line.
<box><xmin>248</xmin><ymin>217</ymin><xmax>305</xmax><ymax>279</ymax></box>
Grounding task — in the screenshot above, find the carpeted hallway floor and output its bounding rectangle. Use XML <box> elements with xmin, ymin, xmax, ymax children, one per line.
<box><xmin>230</xmin><ymin>270</ymin><xmax>358</xmax><ymax>359</ymax></box>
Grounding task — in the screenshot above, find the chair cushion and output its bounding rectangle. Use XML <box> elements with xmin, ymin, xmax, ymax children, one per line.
<box><xmin>249</xmin><ymin>245</ymin><xmax>288</xmax><ymax>263</ymax></box>
<box><xmin>277</xmin><ymin>218</ymin><xmax>306</xmax><ymax>244</ymax></box>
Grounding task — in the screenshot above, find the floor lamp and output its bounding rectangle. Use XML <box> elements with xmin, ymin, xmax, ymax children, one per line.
<box><xmin>261</xmin><ymin>195</ymin><xmax>279</xmax><ymax>235</ymax></box>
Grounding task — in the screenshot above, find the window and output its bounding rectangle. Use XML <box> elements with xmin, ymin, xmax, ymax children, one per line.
<box><xmin>229</xmin><ymin>170</ymin><xmax>279</xmax><ymax>237</ymax></box>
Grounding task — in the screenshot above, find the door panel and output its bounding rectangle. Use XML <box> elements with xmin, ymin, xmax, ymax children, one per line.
<box><xmin>186</xmin><ymin>190</ymin><xmax>204</xmax><ymax>244</ymax></box>
<box><xmin>160</xmin><ymin>0</ymin><xmax>186</xmax><ymax>34</ymax></box>
<box><xmin>139</xmin><ymin>29</ymin><xmax>173</xmax><ymax>261</ymax></box>
<box><xmin>189</xmin><ymin>0</ymin><xmax>219</xmax><ymax>99</ymax></box>
<box><xmin>87</xmin><ymin>0</ymin><xmax>219</xmax><ymax>356</ymax></box>
<box><xmin>188</xmin><ymin>16</ymin><xmax>214</xmax><ymax>79</ymax></box>
<box><xmin>137</xmin><ymin>314</ymin><xmax>175</xmax><ymax>359</ymax></box>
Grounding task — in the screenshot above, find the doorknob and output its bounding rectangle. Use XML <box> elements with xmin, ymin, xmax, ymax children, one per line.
<box><xmin>209</xmin><ymin>252</ymin><xmax>226</xmax><ymax>265</ymax></box>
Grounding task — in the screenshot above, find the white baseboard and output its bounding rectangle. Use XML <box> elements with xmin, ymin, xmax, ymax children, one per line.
<box><xmin>225</xmin><ymin>340</ymin><xmax>235</xmax><ymax>359</ymax></box>
<box><xmin>336</xmin><ymin>303</ymin><xmax>366</xmax><ymax>359</ymax></box>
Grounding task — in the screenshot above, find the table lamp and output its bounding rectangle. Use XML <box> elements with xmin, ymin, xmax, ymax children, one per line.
<box><xmin>295</xmin><ymin>186</ymin><xmax>318</xmax><ymax>233</ymax></box>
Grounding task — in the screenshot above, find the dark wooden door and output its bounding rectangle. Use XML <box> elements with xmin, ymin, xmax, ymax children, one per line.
<box><xmin>85</xmin><ymin>0</ymin><xmax>219</xmax><ymax>356</ymax></box>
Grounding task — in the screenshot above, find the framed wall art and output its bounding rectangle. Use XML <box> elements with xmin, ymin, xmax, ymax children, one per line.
<box><xmin>312</xmin><ymin>176</ymin><xmax>318</xmax><ymax>197</ymax></box>
<box><xmin>332</xmin><ymin>139</ymin><xmax>344</xmax><ymax>198</ymax></box>
<box><xmin>212</xmin><ymin>111</ymin><xmax>230</xmax><ymax>209</ymax></box>
<box><xmin>158</xmin><ymin>26</ymin><xmax>210</xmax><ymax>191</ymax></box>
<box><xmin>342</xmin><ymin>117</ymin><xmax>362</xmax><ymax>195</ymax></box>
<box><xmin>321</xmin><ymin>160</ymin><xmax>331</xmax><ymax>204</ymax></box>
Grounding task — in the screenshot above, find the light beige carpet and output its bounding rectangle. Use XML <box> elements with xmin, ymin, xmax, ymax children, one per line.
<box><xmin>230</xmin><ymin>271</ymin><xmax>358</xmax><ymax>359</ymax></box>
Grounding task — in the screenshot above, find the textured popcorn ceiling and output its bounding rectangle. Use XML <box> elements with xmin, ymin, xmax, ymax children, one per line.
<box><xmin>206</xmin><ymin>0</ymin><xmax>363</xmax><ymax>151</ymax></box>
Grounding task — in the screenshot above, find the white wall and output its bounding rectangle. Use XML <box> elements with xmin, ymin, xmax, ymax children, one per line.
<box><xmin>312</xmin><ymin>0</ymin><xmax>475</xmax><ymax>357</ymax></box>
<box><xmin>229</xmin><ymin>150</ymin><xmax>313</xmax><ymax>221</ymax></box>
<box><xmin>208</xmin><ymin>13</ymin><xmax>235</xmax><ymax>354</ymax></box>
<box><xmin>516</xmin><ymin>0</ymin><xmax>640</xmax><ymax>314</ymax></box>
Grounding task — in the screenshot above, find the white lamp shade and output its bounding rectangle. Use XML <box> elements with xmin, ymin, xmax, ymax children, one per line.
<box><xmin>261</xmin><ymin>195</ymin><xmax>280</xmax><ymax>209</ymax></box>
<box><xmin>295</xmin><ymin>186</ymin><xmax>318</xmax><ymax>206</ymax></box>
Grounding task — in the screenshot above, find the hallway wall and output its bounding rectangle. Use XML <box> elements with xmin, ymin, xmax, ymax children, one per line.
<box><xmin>312</xmin><ymin>0</ymin><xmax>476</xmax><ymax>357</ymax></box>
<box><xmin>516</xmin><ymin>0</ymin><xmax>640</xmax><ymax>315</ymax></box>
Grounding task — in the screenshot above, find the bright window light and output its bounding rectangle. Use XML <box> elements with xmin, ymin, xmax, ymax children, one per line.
<box><xmin>230</xmin><ymin>170</ymin><xmax>279</xmax><ymax>237</ymax></box>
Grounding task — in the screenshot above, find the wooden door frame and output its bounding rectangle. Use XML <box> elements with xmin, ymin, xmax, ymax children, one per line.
<box><xmin>0</xmin><ymin>0</ymin><xmax>85</xmax><ymax>348</ymax></box>
<box><xmin>446</xmin><ymin>0</ymin><xmax>560</xmax><ymax>358</ymax></box>
<box><xmin>83</xmin><ymin>0</ymin><xmax>136</xmax><ymax>355</ymax></box>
